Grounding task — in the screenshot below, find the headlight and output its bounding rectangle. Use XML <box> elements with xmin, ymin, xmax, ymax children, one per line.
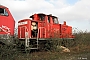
<box><xmin>33</xmin><ymin>26</ymin><xmax>37</xmax><ymax>30</ymax></box>
<box><xmin>31</xmin><ymin>22</ymin><xmax>37</xmax><ymax>30</ymax></box>
<box><xmin>32</xmin><ymin>22</ymin><xmax>36</xmax><ymax>25</ymax></box>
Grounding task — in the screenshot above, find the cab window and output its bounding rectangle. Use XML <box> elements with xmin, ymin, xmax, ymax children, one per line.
<box><xmin>52</xmin><ymin>17</ymin><xmax>58</xmax><ymax>24</ymax></box>
<box><xmin>48</xmin><ymin>16</ymin><xmax>50</xmax><ymax>23</ymax></box>
<box><xmin>0</xmin><ymin>8</ymin><xmax>8</xmax><ymax>16</ymax></box>
<box><xmin>38</xmin><ymin>14</ymin><xmax>45</xmax><ymax>21</ymax></box>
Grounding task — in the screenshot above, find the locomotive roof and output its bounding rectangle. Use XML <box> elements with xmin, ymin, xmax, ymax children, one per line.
<box><xmin>0</xmin><ymin>5</ymin><xmax>7</xmax><ymax>8</ymax></box>
<box><xmin>30</xmin><ymin>13</ymin><xmax>46</xmax><ymax>18</ymax></box>
<box><xmin>47</xmin><ymin>14</ymin><xmax>58</xmax><ymax>18</ymax></box>
<box><xmin>30</xmin><ymin>13</ymin><xmax>58</xmax><ymax>18</ymax></box>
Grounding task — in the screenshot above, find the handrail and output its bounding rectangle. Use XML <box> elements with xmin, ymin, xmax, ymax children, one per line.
<box><xmin>36</xmin><ymin>28</ymin><xmax>39</xmax><ymax>49</ymax></box>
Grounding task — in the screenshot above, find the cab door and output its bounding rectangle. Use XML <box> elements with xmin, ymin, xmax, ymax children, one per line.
<box><xmin>46</xmin><ymin>16</ymin><xmax>51</xmax><ymax>38</ymax></box>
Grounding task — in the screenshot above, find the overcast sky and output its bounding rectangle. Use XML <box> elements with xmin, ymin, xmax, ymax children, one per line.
<box><xmin>0</xmin><ymin>0</ymin><xmax>90</xmax><ymax>32</ymax></box>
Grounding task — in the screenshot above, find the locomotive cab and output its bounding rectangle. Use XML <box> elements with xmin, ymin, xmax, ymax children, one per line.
<box><xmin>30</xmin><ymin>13</ymin><xmax>60</xmax><ymax>38</ymax></box>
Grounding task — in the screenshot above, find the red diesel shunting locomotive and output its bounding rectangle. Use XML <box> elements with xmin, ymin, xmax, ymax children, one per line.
<box><xmin>0</xmin><ymin>5</ymin><xmax>15</xmax><ymax>45</ymax></box>
<box><xmin>18</xmin><ymin>13</ymin><xmax>74</xmax><ymax>50</ymax></box>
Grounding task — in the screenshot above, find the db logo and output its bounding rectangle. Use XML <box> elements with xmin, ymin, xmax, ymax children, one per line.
<box><xmin>0</xmin><ymin>25</ymin><xmax>10</xmax><ymax>34</ymax></box>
